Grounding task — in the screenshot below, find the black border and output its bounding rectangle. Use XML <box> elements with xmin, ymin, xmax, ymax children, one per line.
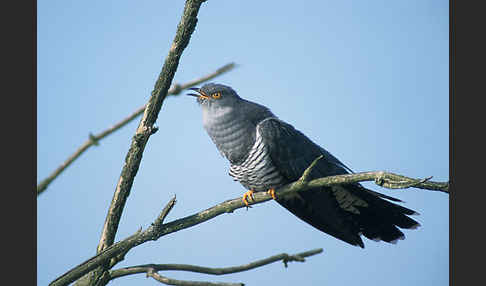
<box><xmin>451</xmin><ymin>0</ymin><xmax>485</xmax><ymax>285</ymax></box>
<box><xmin>5</xmin><ymin>0</ymin><xmax>36</xmax><ymax>285</ymax></box>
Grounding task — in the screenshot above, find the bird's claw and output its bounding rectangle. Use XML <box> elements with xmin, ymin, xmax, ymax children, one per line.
<box><xmin>267</xmin><ymin>188</ymin><xmax>276</xmax><ymax>200</ymax></box>
<box><xmin>242</xmin><ymin>190</ymin><xmax>255</xmax><ymax>208</ymax></box>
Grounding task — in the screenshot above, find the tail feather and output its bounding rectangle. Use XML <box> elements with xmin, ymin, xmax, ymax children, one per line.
<box><xmin>276</xmin><ymin>184</ymin><xmax>420</xmax><ymax>248</ymax></box>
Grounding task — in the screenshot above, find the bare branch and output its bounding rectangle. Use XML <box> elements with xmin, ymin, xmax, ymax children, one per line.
<box><xmin>37</xmin><ymin>62</ymin><xmax>235</xmax><ymax>196</ymax></box>
<box><xmin>49</xmin><ymin>229</ymin><xmax>143</xmax><ymax>286</ymax></box>
<box><xmin>109</xmin><ymin>248</ymin><xmax>323</xmax><ymax>281</ymax></box>
<box><xmin>50</xmin><ymin>167</ymin><xmax>447</xmax><ymax>286</ymax></box>
<box><xmin>298</xmin><ymin>155</ymin><xmax>323</xmax><ymax>183</ymax></box>
<box><xmin>153</xmin><ymin>171</ymin><xmax>448</xmax><ymax>244</ymax></box>
<box><xmin>153</xmin><ymin>196</ymin><xmax>178</xmax><ymax>228</ymax></box>
<box><xmin>51</xmin><ymin>196</ymin><xmax>178</xmax><ymax>286</ymax></box>
<box><xmin>308</xmin><ymin>171</ymin><xmax>449</xmax><ymax>194</ymax></box>
<box><xmin>106</xmin><ymin>195</ymin><xmax>177</xmax><ymax>269</ymax></box>
<box><xmin>147</xmin><ymin>270</ymin><xmax>243</xmax><ymax>286</ymax></box>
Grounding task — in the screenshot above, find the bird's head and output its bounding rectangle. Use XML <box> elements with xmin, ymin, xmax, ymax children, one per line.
<box><xmin>187</xmin><ymin>83</ymin><xmax>241</xmax><ymax>108</ymax></box>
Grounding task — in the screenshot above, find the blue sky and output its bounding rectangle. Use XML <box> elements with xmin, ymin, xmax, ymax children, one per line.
<box><xmin>38</xmin><ymin>1</ymin><xmax>449</xmax><ymax>285</ymax></box>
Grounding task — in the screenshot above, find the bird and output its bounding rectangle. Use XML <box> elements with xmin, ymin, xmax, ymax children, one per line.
<box><xmin>187</xmin><ymin>83</ymin><xmax>420</xmax><ymax>248</ymax></box>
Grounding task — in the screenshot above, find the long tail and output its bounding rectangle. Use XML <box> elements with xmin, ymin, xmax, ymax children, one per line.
<box><xmin>276</xmin><ymin>184</ymin><xmax>420</xmax><ymax>248</ymax></box>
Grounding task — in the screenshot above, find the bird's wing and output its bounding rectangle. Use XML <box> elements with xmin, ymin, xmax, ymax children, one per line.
<box><xmin>257</xmin><ymin>117</ymin><xmax>419</xmax><ymax>248</ymax></box>
<box><xmin>256</xmin><ymin>117</ymin><xmax>351</xmax><ymax>179</ymax></box>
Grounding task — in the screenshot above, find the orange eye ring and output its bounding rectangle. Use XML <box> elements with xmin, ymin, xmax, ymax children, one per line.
<box><xmin>211</xmin><ymin>92</ymin><xmax>222</xmax><ymax>99</ymax></box>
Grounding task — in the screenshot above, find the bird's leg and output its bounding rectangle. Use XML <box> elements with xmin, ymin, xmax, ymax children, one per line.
<box><xmin>242</xmin><ymin>189</ymin><xmax>255</xmax><ymax>207</ymax></box>
<box><xmin>267</xmin><ymin>188</ymin><xmax>276</xmax><ymax>200</ymax></box>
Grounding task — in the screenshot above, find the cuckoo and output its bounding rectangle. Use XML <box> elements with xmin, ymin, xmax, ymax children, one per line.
<box><xmin>188</xmin><ymin>83</ymin><xmax>419</xmax><ymax>248</ymax></box>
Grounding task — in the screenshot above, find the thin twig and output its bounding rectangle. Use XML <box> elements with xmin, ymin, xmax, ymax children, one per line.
<box><xmin>298</xmin><ymin>155</ymin><xmax>323</xmax><ymax>183</ymax></box>
<box><xmin>110</xmin><ymin>248</ymin><xmax>323</xmax><ymax>281</ymax></box>
<box><xmin>106</xmin><ymin>195</ymin><xmax>177</xmax><ymax>269</ymax></box>
<box><xmin>37</xmin><ymin>62</ymin><xmax>235</xmax><ymax>196</ymax></box>
<box><xmin>152</xmin><ymin>196</ymin><xmax>178</xmax><ymax>229</ymax></box>
<box><xmin>147</xmin><ymin>270</ymin><xmax>243</xmax><ymax>286</ymax></box>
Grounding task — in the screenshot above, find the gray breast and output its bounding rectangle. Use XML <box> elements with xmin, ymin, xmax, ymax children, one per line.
<box><xmin>203</xmin><ymin>105</ymin><xmax>256</xmax><ymax>164</ymax></box>
<box><xmin>229</xmin><ymin>125</ymin><xmax>286</xmax><ymax>191</ymax></box>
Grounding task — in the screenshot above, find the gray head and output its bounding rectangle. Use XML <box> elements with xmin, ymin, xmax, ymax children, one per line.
<box><xmin>187</xmin><ymin>82</ymin><xmax>276</xmax><ymax>164</ymax></box>
<box><xmin>187</xmin><ymin>83</ymin><xmax>241</xmax><ymax>108</ymax></box>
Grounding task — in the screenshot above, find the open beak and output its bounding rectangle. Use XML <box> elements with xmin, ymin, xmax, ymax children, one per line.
<box><xmin>186</xmin><ymin>87</ymin><xmax>210</xmax><ymax>99</ymax></box>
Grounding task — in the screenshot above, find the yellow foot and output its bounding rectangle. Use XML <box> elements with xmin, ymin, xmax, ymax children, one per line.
<box><xmin>242</xmin><ymin>190</ymin><xmax>255</xmax><ymax>207</ymax></box>
<box><xmin>267</xmin><ymin>188</ymin><xmax>276</xmax><ymax>200</ymax></box>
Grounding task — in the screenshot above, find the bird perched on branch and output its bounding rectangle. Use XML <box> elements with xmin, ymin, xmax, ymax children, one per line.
<box><xmin>188</xmin><ymin>83</ymin><xmax>419</xmax><ymax>248</ymax></box>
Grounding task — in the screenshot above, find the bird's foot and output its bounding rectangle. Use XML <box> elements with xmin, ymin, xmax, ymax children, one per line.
<box><xmin>267</xmin><ymin>188</ymin><xmax>276</xmax><ymax>200</ymax></box>
<box><xmin>242</xmin><ymin>190</ymin><xmax>255</xmax><ymax>208</ymax></box>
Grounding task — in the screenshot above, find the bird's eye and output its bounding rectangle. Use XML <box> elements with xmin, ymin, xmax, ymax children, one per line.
<box><xmin>211</xmin><ymin>92</ymin><xmax>222</xmax><ymax>99</ymax></box>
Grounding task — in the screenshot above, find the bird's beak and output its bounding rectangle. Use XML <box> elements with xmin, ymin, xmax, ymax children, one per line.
<box><xmin>186</xmin><ymin>87</ymin><xmax>210</xmax><ymax>99</ymax></box>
